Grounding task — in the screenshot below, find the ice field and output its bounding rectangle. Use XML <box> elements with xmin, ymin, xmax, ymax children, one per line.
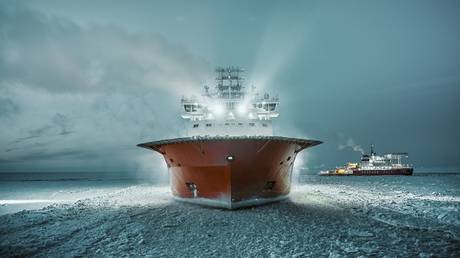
<box><xmin>1</xmin><ymin>173</ymin><xmax>459</xmax><ymax>257</ymax></box>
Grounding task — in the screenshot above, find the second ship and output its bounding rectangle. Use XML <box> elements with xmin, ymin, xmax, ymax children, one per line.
<box><xmin>138</xmin><ymin>67</ymin><xmax>322</xmax><ymax>209</ymax></box>
<box><xmin>320</xmin><ymin>145</ymin><xmax>413</xmax><ymax>176</ymax></box>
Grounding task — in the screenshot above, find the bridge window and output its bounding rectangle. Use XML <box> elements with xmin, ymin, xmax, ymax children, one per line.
<box><xmin>249</xmin><ymin>123</ymin><xmax>255</xmax><ymax>126</ymax></box>
<box><xmin>262</xmin><ymin>123</ymin><xmax>267</xmax><ymax>127</ymax></box>
<box><xmin>206</xmin><ymin>123</ymin><xmax>212</xmax><ymax>127</ymax></box>
<box><xmin>193</xmin><ymin>124</ymin><xmax>199</xmax><ymax>128</ymax></box>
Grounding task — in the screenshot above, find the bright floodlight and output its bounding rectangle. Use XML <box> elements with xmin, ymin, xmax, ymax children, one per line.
<box><xmin>212</xmin><ymin>104</ymin><xmax>225</xmax><ymax>116</ymax></box>
<box><xmin>237</xmin><ymin>103</ymin><xmax>247</xmax><ymax>115</ymax></box>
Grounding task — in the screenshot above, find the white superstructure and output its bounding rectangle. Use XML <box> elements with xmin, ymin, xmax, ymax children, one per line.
<box><xmin>359</xmin><ymin>145</ymin><xmax>412</xmax><ymax>170</ymax></box>
<box><xmin>181</xmin><ymin>67</ymin><xmax>279</xmax><ymax>137</ymax></box>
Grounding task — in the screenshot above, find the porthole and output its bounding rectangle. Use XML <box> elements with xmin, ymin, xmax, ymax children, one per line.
<box><xmin>264</xmin><ymin>181</ymin><xmax>276</xmax><ymax>190</ymax></box>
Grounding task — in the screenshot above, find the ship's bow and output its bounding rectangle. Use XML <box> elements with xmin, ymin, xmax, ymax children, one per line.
<box><xmin>138</xmin><ymin>136</ymin><xmax>321</xmax><ymax>209</ymax></box>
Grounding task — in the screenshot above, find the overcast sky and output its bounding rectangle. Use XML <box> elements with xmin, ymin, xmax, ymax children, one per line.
<box><xmin>1</xmin><ymin>0</ymin><xmax>459</xmax><ymax>175</ymax></box>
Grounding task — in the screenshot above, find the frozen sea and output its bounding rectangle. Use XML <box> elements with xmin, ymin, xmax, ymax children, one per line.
<box><xmin>0</xmin><ymin>172</ymin><xmax>459</xmax><ymax>257</ymax></box>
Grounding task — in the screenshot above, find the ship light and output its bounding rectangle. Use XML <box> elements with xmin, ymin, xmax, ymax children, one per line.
<box><xmin>212</xmin><ymin>104</ymin><xmax>225</xmax><ymax>116</ymax></box>
<box><xmin>236</xmin><ymin>103</ymin><xmax>247</xmax><ymax>115</ymax></box>
<box><xmin>226</xmin><ymin>155</ymin><xmax>235</xmax><ymax>161</ymax></box>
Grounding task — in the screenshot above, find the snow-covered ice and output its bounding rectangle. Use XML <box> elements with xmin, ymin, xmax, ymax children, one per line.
<box><xmin>1</xmin><ymin>173</ymin><xmax>459</xmax><ymax>257</ymax></box>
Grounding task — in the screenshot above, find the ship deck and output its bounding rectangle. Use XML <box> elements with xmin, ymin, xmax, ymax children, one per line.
<box><xmin>137</xmin><ymin>135</ymin><xmax>322</xmax><ymax>150</ymax></box>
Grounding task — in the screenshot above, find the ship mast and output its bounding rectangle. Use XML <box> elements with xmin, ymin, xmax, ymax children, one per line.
<box><xmin>215</xmin><ymin>66</ymin><xmax>245</xmax><ymax>100</ymax></box>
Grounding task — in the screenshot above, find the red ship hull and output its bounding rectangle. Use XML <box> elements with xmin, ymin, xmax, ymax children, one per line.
<box><xmin>352</xmin><ymin>168</ymin><xmax>413</xmax><ymax>176</ymax></box>
<box><xmin>138</xmin><ymin>136</ymin><xmax>321</xmax><ymax>209</ymax></box>
<box><xmin>320</xmin><ymin>168</ymin><xmax>413</xmax><ymax>176</ymax></box>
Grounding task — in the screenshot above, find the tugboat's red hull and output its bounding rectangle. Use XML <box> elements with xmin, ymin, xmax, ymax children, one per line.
<box><xmin>138</xmin><ymin>136</ymin><xmax>321</xmax><ymax>209</ymax></box>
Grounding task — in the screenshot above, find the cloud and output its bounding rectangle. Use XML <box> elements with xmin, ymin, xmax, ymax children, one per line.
<box><xmin>0</xmin><ymin>3</ymin><xmax>211</xmax><ymax>175</ymax></box>
<box><xmin>0</xmin><ymin>97</ymin><xmax>20</xmax><ymax>118</ymax></box>
<box><xmin>0</xmin><ymin>3</ymin><xmax>211</xmax><ymax>95</ymax></box>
